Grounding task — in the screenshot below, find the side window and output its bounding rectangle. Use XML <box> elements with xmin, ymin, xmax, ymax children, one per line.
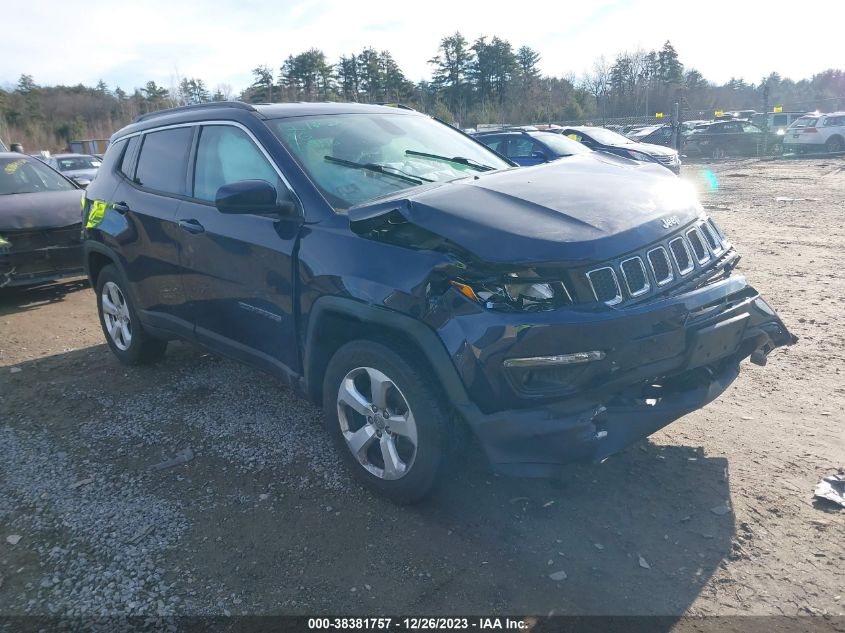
<box><xmin>508</xmin><ymin>137</ymin><xmax>536</xmax><ymax>158</ymax></box>
<box><xmin>772</xmin><ymin>115</ymin><xmax>787</xmax><ymax>127</ymax></box>
<box><xmin>480</xmin><ymin>136</ymin><xmax>505</xmax><ymax>153</ymax></box>
<box><xmin>134</xmin><ymin>127</ymin><xmax>193</xmax><ymax>195</ymax></box>
<box><xmin>743</xmin><ymin>123</ymin><xmax>760</xmax><ymax>133</ymax></box>
<box><xmin>193</xmin><ymin>125</ymin><xmax>281</xmax><ymax>202</ymax></box>
<box><xmin>119</xmin><ymin>136</ymin><xmax>140</xmax><ymax>178</ymax></box>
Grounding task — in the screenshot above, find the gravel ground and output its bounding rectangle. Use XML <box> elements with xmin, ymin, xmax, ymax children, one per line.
<box><xmin>0</xmin><ymin>157</ymin><xmax>843</xmax><ymax>625</ymax></box>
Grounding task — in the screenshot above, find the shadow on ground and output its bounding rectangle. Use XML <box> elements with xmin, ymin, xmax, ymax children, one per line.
<box><xmin>0</xmin><ymin>277</ymin><xmax>89</xmax><ymax>316</ymax></box>
<box><xmin>1</xmin><ymin>341</ymin><xmax>736</xmax><ymax>618</ymax></box>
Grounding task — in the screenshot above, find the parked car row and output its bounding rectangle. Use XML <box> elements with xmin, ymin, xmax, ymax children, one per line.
<box><xmin>472</xmin><ymin>126</ymin><xmax>681</xmax><ymax>174</ymax></box>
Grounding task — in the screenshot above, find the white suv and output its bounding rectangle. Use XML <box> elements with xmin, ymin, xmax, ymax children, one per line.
<box><xmin>783</xmin><ymin>112</ymin><xmax>845</xmax><ymax>154</ymax></box>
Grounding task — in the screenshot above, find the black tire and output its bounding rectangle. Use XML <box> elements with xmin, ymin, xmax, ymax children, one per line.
<box><xmin>825</xmin><ymin>136</ymin><xmax>844</xmax><ymax>154</ymax></box>
<box><xmin>95</xmin><ymin>265</ymin><xmax>167</xmax><ymax>365</ymax></box>
<box><xmin>322</xmin><ymin>340</ymin><xmax>453</xmax><ymax>504</ymax></box>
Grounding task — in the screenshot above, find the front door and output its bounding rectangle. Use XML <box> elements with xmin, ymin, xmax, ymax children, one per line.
<box><xmin>177</xmin><ymin>123</ymin><xmax>301</xmax><ymax>375</ymax></box>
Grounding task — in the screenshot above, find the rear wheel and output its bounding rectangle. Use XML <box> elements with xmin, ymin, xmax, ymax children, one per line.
<box><xmin>825</xmin><ymin>136</ymin><xmax>844</xmax><ymax>154</ymax></box>
<box><xmin>323</xmin><ymin>340</ymin><xmax>453</xmax><ymax>504</ymax></box>
<box><xmin>96</xmin><ymin>265</ymin><xmax>167</xmax><ymax>364</ymax></box>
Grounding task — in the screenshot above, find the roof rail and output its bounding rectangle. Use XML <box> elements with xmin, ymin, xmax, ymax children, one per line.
<box><xmin>133</xmin><ymin>101</ymin><xmax>257</xmax><ymax>123</ymax></box>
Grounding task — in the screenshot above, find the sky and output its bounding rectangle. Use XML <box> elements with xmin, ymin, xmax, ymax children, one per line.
<box><xmin>1</xmin><ymin>0</ymin><xmax>838</xmax><ymax>94</ymax></box>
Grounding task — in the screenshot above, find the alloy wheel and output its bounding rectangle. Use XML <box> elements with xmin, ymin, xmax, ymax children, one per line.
<box><xmin>101</xmin><ymin>281</ymin><xmax>132</xmax><ymax>351</ymax></box>
<box><xmin>336</xmin><ymin>366</ymin><xmax>418</xmax><ymax>480</ymax></box>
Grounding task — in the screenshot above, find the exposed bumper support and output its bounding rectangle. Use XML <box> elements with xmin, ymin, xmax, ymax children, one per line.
<box><xmin>459</xmin><ymin>361</ymin><xmax>741</xmax><ymax>477</ymax></box>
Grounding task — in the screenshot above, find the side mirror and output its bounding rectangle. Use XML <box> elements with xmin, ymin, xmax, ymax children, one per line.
<box><xmin>215</xmin><ymin>180</ymin><xmax>298</xmax><ymax>217</ymax></box>
<box><xmin>72</xmin><ymin>176</ymin><xmax>91</xmax><ymax>189</ymax></box>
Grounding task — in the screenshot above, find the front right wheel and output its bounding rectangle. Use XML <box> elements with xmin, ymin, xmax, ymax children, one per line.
<box><xmin>322</xmin><ymin>340</ymin><xmax>453</xmax><ymax>504</ymax></box>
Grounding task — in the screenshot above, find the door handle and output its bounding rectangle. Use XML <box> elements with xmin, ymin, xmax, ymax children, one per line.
<box><xmin>112</xmin><ymin>201</ymin><xmax>130</xmax><ymax>214</ymax></box>
<box><xmin>178</xmin><ymin>218</ymin><xmax>205</xmax><ymax>234</ymax></box>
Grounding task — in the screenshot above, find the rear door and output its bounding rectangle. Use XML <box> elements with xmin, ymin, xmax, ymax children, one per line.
<box><xmin>108</xmin><ymin>126</ymin><xmax>194</xmax><ymax>332</ymax></box>
<box><xmin>176</xmin><ymin>123</ymin><xmax>302</xmax><ymax>375</ymax></box>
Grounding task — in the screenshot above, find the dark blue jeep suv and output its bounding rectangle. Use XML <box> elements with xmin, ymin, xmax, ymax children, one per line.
<box><xmin>83</xmin><ymin>102</ymin><xmax>795</xmax><ymax>503</ymax></box>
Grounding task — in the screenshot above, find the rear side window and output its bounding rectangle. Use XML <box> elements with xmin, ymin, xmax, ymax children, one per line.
<box><xmin>193</xmin><ymin>125</ymin><xmax>281</xmax><ymax>202</ymax></box>
<box><xmin>823</xmin><ymin>116</ymin><xmax>843</xmax><ymax>127</ymax></box>
<box><xmin>134</xmin><ymin>127</ymin><xmax>193</xmax><ymax>195</ymax></box>
<box><xmin>119</xmin><ymin>136</ymin><xmax>140</xmax><ymax>178</ymax></box>
<box><xmin>772</xmin><ymin>115</ymin><xmax>787</xmax><ymax>126</ymax></box>
<box><xmin>97</xmin><ymin>138</ymin><xmax>126</xmax><ymax>175</ymax></box>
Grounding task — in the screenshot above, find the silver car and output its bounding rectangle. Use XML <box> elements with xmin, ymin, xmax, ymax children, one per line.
<box><xmin>48</xmin><ymin>153</ymin><xmax>102</xmax><ymax>186</ymax></box>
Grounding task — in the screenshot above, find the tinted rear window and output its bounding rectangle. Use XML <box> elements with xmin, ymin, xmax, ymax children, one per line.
<box><xmin>134</xmin><ymin>127</ymin><xmax>193</xmax><ymax>195</ymax></box>
<box><xmin>119</xmin><ymin>136</ymin><xmax>140</xmax><ymax>178</ymax></box>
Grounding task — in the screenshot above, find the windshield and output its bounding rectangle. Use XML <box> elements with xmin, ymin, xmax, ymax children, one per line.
<box><xmin>530</xmin><ymin>132</ymin><xmax>591</xmax><ymax>156</ymax></box>
<box><xmin>0</xmin><ymin>156</ymin><xmax>77</xmax><ymax>194</ymax></box>
<box><xmin>56</xmin><ymin>155</ymin><xmax>101</xmax><ymax>171</ymax></box>
<box><xmin>269</xmin><ymin>113</ymin><xmax>511</xmax><ymax>210</ymax></box>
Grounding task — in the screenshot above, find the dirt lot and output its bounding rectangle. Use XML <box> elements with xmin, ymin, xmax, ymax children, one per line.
<box><xmin>1</xmin><ymin>158</ymin><xmax>843</xmax><ymax>622</ymax></box>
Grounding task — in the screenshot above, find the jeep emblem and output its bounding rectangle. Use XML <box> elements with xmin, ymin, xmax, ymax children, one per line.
<box><xmin>661</xmin><ymin>215</ymin><xmax>680</xmax><ymax>229</ymax></box>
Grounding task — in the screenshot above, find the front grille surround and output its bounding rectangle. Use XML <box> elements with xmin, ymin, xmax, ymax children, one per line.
<box><xmin>646</xmin><ymin>246</ymin><xmax>674</xmax><ymax>286</ymax></box>
<box><xmin>686</xmin><ymin>228</ymin><xmax>711</xmax><ymax>265</ymax></box>
<box><xmin>586</xmin><ymin>267</ymin><xmax>623</xmax><ymax>306</ymax></box>
<box><xmin>582</xmin><ymin>218</ymin><xmax>732</xmax><ymax>307</ymax></box>
<box><xmin>620</xmin><ymin>256</ymin><xmax>650</xmax><ymax>297</ymax></box>
<box><xmin>702</xmin><ymin>220</ymin><xmax>724</xmax><ymax>254</ymax></box>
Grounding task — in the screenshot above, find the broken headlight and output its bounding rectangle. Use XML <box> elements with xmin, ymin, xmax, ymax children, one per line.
<box><xmin>451</xmin><ymin>272</ymin><xmax>573</xmax><ymax>311</ymax></box>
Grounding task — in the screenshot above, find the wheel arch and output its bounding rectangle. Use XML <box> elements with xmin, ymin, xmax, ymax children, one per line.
<box><xmin>84</xmin><ymin>242</ymin><xmax>125</xmax><ymax>288</ymax></box>
<box><xmin>303</xmin><ymin>297</ymin><xmax>473</xmax><ymax>411</ymax></box>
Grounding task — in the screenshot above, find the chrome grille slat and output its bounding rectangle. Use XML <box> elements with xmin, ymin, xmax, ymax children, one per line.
<box><xmin>686</xmin><ymin>228</ymin><xmax>711</xmax><ymax>264</ymax></box>
<box><xmin>586</xmin><ymin>267</ymin><xmax>622</xmax><ymax>306</ymax></box>
<box><xmin>647</xmin><ymin>246</ymin><xmax>674</xmax><ymax>286</ymax></box>
<box><xmin>669</xmin><ymin>237</ymin><xmax>694</xmax><ymax>275</ymax></box>
<box><xmin>620</xmin><ymin>257</ymin><xmax>650</xmax><ymax>297</ymax></box>
<box><xmin>701</xmin><ymin>221</ymin><xmax>722</xmax><ymax>253</ymax></box>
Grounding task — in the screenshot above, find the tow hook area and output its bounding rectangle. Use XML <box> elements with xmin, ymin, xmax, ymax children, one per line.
<box><xmin>750</xmin><ymin>343</ymin><xmax>774</xmax><ymax>366</ymax></box>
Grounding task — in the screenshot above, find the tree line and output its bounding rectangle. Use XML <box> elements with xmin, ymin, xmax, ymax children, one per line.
<box><xmin>1</xmin><ymin>34</ymin><xmax>843</xmax><ymax>151</ymax></box>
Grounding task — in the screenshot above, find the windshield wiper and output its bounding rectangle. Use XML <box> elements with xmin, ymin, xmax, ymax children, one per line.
<box><xmin>404</xmin><ymin>150</ymin><xmax>495</xmax><ymax>172</ymax></box>
<box><xmin>323</xmin><ymin>156</ymin><xmax>429</xmax><ymax>185</ymax></box>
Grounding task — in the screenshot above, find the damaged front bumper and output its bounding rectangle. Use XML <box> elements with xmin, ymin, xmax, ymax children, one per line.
<box><xmin>437</xmin><ymin>274</ymin><xmax>796</xmax><ymax>476</ymax></box>
<box><xmin>0</xmin><ymin>225</ymin><xmax>84</xmax><ymax>288</ymax></box>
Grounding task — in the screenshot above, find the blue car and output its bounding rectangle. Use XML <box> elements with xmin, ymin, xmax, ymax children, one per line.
<box><xmin>472</xmin><ymin>130</ymin><xmax>591</xmax><ymax>165</ymax></box>
<box><xmin>82</xmin><ymin>102</ymin><xmax>794</xmax><ymax>503</ymax></box>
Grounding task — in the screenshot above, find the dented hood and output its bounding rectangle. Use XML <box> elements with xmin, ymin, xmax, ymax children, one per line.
<box><xmin>0</xmin><ymin>190</ymin><xmax>84</xmax><ymax>231</ymax></box>
<box><xmin>349</xmin><ymin>153</ymin><xmax>702</xmax><ymax>266</ymax></box>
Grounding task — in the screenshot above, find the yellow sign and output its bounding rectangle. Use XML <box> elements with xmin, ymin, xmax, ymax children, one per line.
<box><xmin>773</xmin><ymin>106</ymin><xmax>783</xmax><ymax>113</ymax></box>
<box><xmin>655</xmin><ymin>112</ymin><xmax>664</xmax><ymax>118</ymax></box>
<box><xmin>715</xmin><ymin>111</ymin><xmax>724</xmax><ymax>117</ymax></box>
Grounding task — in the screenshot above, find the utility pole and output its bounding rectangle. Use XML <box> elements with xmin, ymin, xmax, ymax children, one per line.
<box><xmin>762</xmin><ymin>84</ymin><xmax>770</xmax><ymax>156</ymax></box>
<box><xmin>671</xmin><ymin>102</ymin><xmax>680</xmax><ymax>150</ymax></box>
